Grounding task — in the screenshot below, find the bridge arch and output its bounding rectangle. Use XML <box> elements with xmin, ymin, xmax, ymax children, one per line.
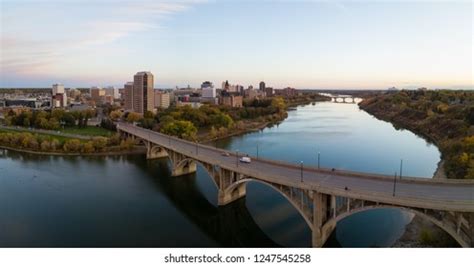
<box><xmin>224</xmin><ymin>178</ymin><xmax>314</xmax><ymax>231</ymax></box>
<box><xmin>322</xmin><ymin>204</ymin><xmax>467</xmax><ymax>247</ymax></box>
<box><xmin>172</xmin><ymin>157</ymin><xmax>220</xmax><ymax>189</ymax></box>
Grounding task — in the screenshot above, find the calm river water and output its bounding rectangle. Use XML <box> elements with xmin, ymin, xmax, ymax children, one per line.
<box><xmin>0</xmin><ymin>101</ymin><xmax>440</xmax><ymax>247</ymax></box>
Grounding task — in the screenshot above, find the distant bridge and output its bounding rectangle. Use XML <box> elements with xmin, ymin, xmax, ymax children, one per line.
<box><xmin>117</xmin><ymin>123</ymin><xmax>474</xmax><ymax>247</ymax></box>
<box><xmin>331</xmin><ymin>96</ymin><xmax>360</xmax><ymax>104</ymax></box>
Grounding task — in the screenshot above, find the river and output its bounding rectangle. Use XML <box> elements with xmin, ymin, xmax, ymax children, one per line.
<box><xmin>0</xmin><ymin>101</ymin><xmax>441</xmax><ymax>247</ymax></box>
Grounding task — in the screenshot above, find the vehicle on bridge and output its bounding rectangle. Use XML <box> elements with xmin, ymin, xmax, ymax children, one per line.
<box><xmin>239</xmin><ymin>156</ymin><xmax>251</xmax><ymax>163</ymax></box>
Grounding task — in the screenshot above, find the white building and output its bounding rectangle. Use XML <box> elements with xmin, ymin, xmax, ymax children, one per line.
<box><xmin>52</xmin><ymin>83</ymin><xmax>65</xmax><ymax>95</ymax></box>
<box><xmin>201</xmin><ymin>81</ymin><xmax>216</xmax><ymax>98</ymax></box>
<box><xmin>51</xmin><ymin>83</ymin><xmax>66</xmax><ymax>108</ymax></box>
<box><xmin>154</xmin><ymin>91</ymin><xmax>170</xmax><ymax>109</ymax></box>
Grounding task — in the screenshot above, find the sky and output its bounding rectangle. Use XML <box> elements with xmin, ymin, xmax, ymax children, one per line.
<box><xmin>0</xmin><ymin>0</ymin><xmax>472</xmax><ymax>89</ymax></box>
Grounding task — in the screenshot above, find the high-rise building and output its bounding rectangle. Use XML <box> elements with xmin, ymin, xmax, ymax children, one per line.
<box><xmin>259</xmin><ymin>81</ymin><xmax>265</xmax><ymax>91</ymax></box>
<box><xmin>201</xmin><ymin>81</ymin><xmax>216</xmax><ymax>98</ymax></box>
<box><xmin>133</xmin><ymin>71</ymin><xmax>154</xmax><ymax>114</ymax></box>
<box><xmin>51</xmin><ymin>83</ymin><xmax>66</xmax><ymax>108</ymax></box>
<box><xmin>124</xmin><ymin>82</ymin><xmax>134</xmax><ymax>111</ymax></box>
<box><xmin>52</xmin><ymin>83</ymin><xmax>65</xmax><ymax>95</ymax></box>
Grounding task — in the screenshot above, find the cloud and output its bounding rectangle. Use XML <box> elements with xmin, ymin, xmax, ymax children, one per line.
<box><xmin>0</xmin><ymin>1</ymin><xmax>201</xmax><ymax>77</ymax></box>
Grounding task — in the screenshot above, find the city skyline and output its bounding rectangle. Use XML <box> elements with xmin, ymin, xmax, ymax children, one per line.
<box><xmin>1</xmin><ymin>0</ymin><xmax>472</xmax><ymax>89</ymax></box>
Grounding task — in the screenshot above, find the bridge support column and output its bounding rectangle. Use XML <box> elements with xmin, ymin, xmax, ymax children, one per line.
<box><xmin>469</xmin><ymin>213</ymin><xmax>474</xmax><ymax>247</ymax></box>
<box><xmin>145</xmin><ymin>142</ymin><xmax>168</xmax><ymax>160</ymax></box>
<box><xmin>172</xmin><ymin>161</ymin><xmax>197</xmax><ymax>177</ymax></box>
<box><xmin>312</xmin><ymin>192</ymin><xmax>334</xmax><ymax>247</ymax></box>
<box><xmin>217</xmin><ymin>169</ymin><xmax>246</xmax><ymax>206</ymax></box>
<box><xmin>218</xmin><ymin>183</ymin><xmax>246</xmax><ymax>206</ymax></box>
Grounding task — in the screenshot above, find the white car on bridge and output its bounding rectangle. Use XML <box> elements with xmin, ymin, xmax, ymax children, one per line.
<box><xmin>239</xmin><ymin>156</ymin><xmax>251</xmax><ymax>163</ymax></box>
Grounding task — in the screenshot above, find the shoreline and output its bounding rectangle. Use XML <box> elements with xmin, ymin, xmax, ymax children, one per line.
<box><xmin>0</xmin><ymin>145</ymin><xmax>146</xmax><ymax>157</ymax></box>
<box><xmin>357</xmin><ymin>105</ymin><xmax>447</xmax><ymax>180</ymax></box>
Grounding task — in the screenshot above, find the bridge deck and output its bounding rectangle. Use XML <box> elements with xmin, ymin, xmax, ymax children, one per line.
<box><xmin>118</xmin><ymin>123</ymin><xmax>474</xmax><ymax>213</ymax></box>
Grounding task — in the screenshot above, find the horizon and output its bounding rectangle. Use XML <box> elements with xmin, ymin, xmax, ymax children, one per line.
<box><xmin>1</xmin><ymin>0</ymin><xmax>473</xmax><ymax>89</ymax></box>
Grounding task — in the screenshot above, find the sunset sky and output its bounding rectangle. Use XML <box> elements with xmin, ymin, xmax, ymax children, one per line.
<box><xmin>1</xmin><ymin>0</ymin><xmax>472</xmax><ymax>89</ymax></box>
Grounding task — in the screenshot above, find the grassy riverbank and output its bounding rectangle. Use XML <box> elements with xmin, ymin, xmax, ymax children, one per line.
<box><xmin>359</xmin><ymin>90</ymin><xmax>474</xmax><ymax>179</ymax></box>
<box><xmin>0</xmin><ymin>128</ymin><xmax>136</xmax><ymax>155</ymax></box>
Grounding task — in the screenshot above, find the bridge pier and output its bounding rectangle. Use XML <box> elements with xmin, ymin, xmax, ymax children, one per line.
<box><xmin>470</xmin><ymin>213</ymin><xmax>474</xmax><ymax>247</ymax></box>
<box><xmin>172</xmin><ymin>161</ymin><xmax>197</xmax><ymax>177</ymax></box>
<box><xmin>217</xmin><ymin>168</ymin><xmax>247</xmax><ymax>206</ymax></box>
<box><xmin>312</xmin><ymin>192</ymin><xmax>335</xmax><ymax>247</ymax></box>
<box><xmin>218</xmin><ymin>183</ymin><xmax>247</xmax><ymax>206</ymax></box>
<box><xmin>145</xmin><ymin>141</ymin><xmax>168</xmax><ymax>160</ymax></box>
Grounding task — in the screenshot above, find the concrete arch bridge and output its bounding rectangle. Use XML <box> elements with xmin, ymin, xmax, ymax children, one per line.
<box><xmin>117</xmin><ymin>123</ymin><xmax>474</xmax><ymax>247</ymax></box>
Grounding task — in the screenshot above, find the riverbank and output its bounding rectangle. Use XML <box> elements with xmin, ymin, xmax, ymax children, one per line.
<box><xmin>392</xmin><ymin>215</ymin><xmax>459</xmax><ymax>248</ymax></box>
<box><xmin>0</xmin><ymin>144</ymin><xmax>146</xmax><ymax>156</ymax></box>
<box><xmin>199</xmin><ymin>94</ymin><xmax>329</xmax><ymax>143</ymax></box>
<box><xmin>359</xmin><ymin>90</ymin><xmax>473</xmax><ymax>179</ymax></box>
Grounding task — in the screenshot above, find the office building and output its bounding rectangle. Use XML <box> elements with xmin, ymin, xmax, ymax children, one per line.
<box><xmin>259</xmin><ymin>81</ymin><xmax>265</xmax><ymax>91</ymax></box>
<box><xmin>133</xmin><ymin>71</ymin><xmax>154</xmax><ymax>114</ymax></box>
<box><xmin>154</xmin><ymin>91</ymin><xmax>170</xmax><ymax>109</ymax></box>
<box><xmin>51</xmin><ymin>83</ymin><xmax>66</xmax><ymax>108</ymax></box>
<box><xmin>90</xmin><ymin>86</ymin><xmax>105</xmax><ymax>105</ymax></box>
<box><xmin>201</xmin><ymin>81</ymin><xmax>216</xmax><ymax>98</ymax></box>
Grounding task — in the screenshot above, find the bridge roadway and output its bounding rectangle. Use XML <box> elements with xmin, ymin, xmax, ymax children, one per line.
<box><xmin>117</xmin><ymin>123</ymin><xmax>474</xmax><ymax>213</ymax></box>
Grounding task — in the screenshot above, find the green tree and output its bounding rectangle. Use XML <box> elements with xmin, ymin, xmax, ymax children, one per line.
<box><xmin>109</xmin><ymin>110</ymin><xmax>123</xmax><ymax>121</ymax></box>
<box><xmin>82</xmin><ymin>141</ymin><xmax>95</xmax><ymax>153</ymax></box>
<box><xmin>271</xmin><ymin>96</ymin><xmax>286</xmax><ymax>113</ymax></box>
<box><xmin>127</xmin><ymin>112</ymin><xmax>142</xmax><ymax>123</ymax></box>
<box><xmin>92</xmin><ymin>136</ymin><xmax>108</xmax><ymax>151</ymax></box>
<box><xmin>63</xmin><ymin>139</ymin><xmax>81</xmax><ymax>152</ymax></box>
<box><xmin>161</xmin><ymin>120</ymin><xmax>197</xmax><ymax>139</ymax></box>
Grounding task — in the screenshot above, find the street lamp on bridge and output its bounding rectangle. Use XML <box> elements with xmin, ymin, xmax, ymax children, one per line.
<box><xmin>317</xmin><ymin>151</ymin><xmax>320</xmax><ymax>169</ymax></box>
<box><xmin>256</xmin><ymin>143</ymin><xmax>259</xmax><ymax>159</ymax></box>
<box><xmin>236</xmin><ymin>149</ymin><xmax>239</xmax><ymax>167</ymax></box>
<box><xmin>393</xmin><ymin>172</ymin><xmax>397</xmax><ymax>196</ymax></box>
<box><xmin>300</xmin><ymin>161</ymin><xmax>304</xmax><ymax>182</ymax></box>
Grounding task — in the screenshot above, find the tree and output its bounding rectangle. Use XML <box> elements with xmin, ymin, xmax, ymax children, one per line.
<box><xmin>210</xmin><ymin>113</ymin><xmax>233</xmax><ymax>128</ymax></box>
<box><xmin>92</xmin><ymin>136</ymin><xmax>108</xmax><ymax>151</ymax></box>
<box><xmin>48</xmin><ymin>117</ymin><xmax>60</xmax><ymax>130</ymax></box>
<box><xmin>63</xmin><ymin>139</ymin><xmax>81</xmax><ymax>152</ymax></box>
<box><xmin>161</xmin><ymin>120</ymin><xmax>197</xmax><ymax>139</ymax></box>
<box><xmin>143</xmin><ymin>110</ymin><xmax>155</xmax><ymax>119</ymax></box>
<box><xmin>62</xmin><ymin>113</ymin><xmax>76</xmax><ymax>127</ymax></box>
<box><xmin>82</xmin><ymin>141</ymin><xmax>95</xmax><ymax>153</ymax></box>
<box><xmin>126</xmin><ymin>112</ymin><xmax>142</xmax><ymax>123</ymax></box>
<box><xmin>109</xmin><ymin>110</ymin><xmax>123</xmax><ymax>121</ymax></box>
<box><xmin>120</xmin><ymin>138</ymin><xmax>135</xmax><ymax>150</ymax></box>
<box><xmin>40</xmin><ymin>140</ymin><xmax>51</xmax><ymax>151</ymax></box>
<box><xmin>271</xmin><ymin>96</ymin><xmax>286</xmax><ymax>113</ymax></box>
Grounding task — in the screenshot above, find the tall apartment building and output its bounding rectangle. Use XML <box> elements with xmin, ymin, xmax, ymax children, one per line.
<box><xmin>133</xmin><ymin>71</ymin><xmax>154</xmax><ymax>114</ymax></box>
<box><xmin>124</xmin><ymin>82</ymin><xmax>134</xmax><ymax>111</ymax></box>
<box><xmin>259</xmin><ymin>81</ymin><xmax>266</xmax><ymax>91</ymax></box>
<box><xmin>123</xmin><ymin>72</ymin><xmax>155</xmax><ymax>114</ymax></box>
